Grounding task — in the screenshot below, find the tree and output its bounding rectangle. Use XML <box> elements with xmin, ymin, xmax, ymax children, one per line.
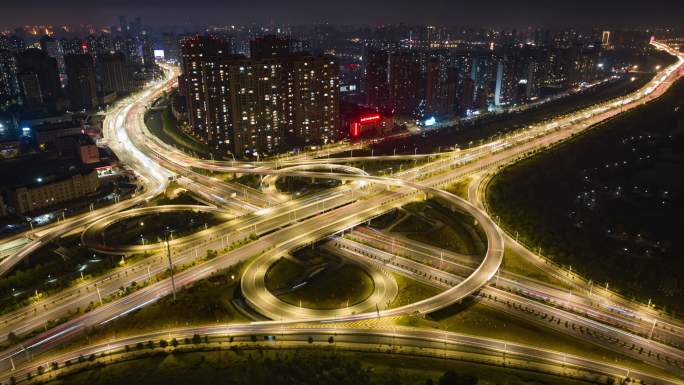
<box><xmin>328</xmin><ymin>336</ymin><xmax>334</xmax><ymax>344</ymax></box>
<box><xmin>438</xmin><ymin>371</ymin><xmax>477</xmax><ymax>385</ymax></box>
<box><xmin>308</xmin><ymin>336</ymin><xmax>314</xmax><ymax>344</ymax></box>
<box><xmin>159</xmin><ymin>339</ymin><xmax>168</xmax><ymax>348</ymax></box>
<box><xmin>171</xmin><ymin>338</ymin><xmax>179</xmax><ymax>347</ymax></box>
<box><xmin>192</xmin><ymin>334</ymin><xmax>202</xmax><ymax>344</ymax></box>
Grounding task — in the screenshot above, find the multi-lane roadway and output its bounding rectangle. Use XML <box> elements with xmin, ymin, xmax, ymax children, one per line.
<box><xmin>0</xmin><ymin>40</ymin><xmax>683</xmax><ymax>385</ymax></box>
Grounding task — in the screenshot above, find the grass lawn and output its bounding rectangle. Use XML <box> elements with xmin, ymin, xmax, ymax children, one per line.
<box><xmin>387</xmin><ymin>272</ymin><xmax>442</xmax><ymax>309</ymax></box>
<box><xmin>71</xmin><ymin>264</ymin><xmax>249</xmax><ymax>346</ymax></box>
<box><xmin>266</xmin><ymin>251</ymin><xmax>375</xmax><ymax>310</ymax></box>
<box><xmin>390</xmin><ymin>212</ymin><xmax>433</xmax><ymax>233</ymax></box>
<box><xmin>275</xmin><ymin>175</ymin><xmax>339</xmax><ymax>197</ymax></box>
<box><xmin>145</xmin><ymin>101</ymin><xmax>212</xmax><ymax>159</ymax></box>
<box><xmin>102</xmin><ymin>211</ymin><xmax>223</xmax><ymax>246</ymax></box>
<box><xmin>395</xmin><ymin>300</ymin><xmax>673</xmax><ymax>379</ymax></box>
<box><xmin>444</xmin><ymin>178</ymin><xmax>471</xmax><ymax>200</ymax></box>
<box><xmin>501</xmin><ymin>246</ymin><xmax>573</xmax><ymax>290</ymax></box>
<box><xmin>265</xmin><ymin>257</ymin><xmax>303</xmax><ymax>292</ymax></box>
<box><xmin>368</xmin><ymin>209</ymin><xmax>400</xmax><ymax>230</ymax></box>
<box><xmin>392</xmin><ymin>201</ymin><xmax>485</xmax><ymax>256</ymax></box>
<box><xmin>277</xmin><ymin>264</ymin><xmax>374</xmax><ymax>310</ymax></box>
<box><xmin>159</xmin><ymin>107</ymin><xmax>212</xmax><ymax>158</ymax></box>
<box><xmin>234</xmin><ymin>174</ymin><xmax>262</xmax><ymax>190</ymax></box>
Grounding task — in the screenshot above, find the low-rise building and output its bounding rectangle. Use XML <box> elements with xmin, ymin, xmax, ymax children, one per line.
<box><xmin>0</xmin><ymin>138</ymin><xmax>20</xmax><ymax>159</ymax></box>
<box><xmin>7</xmin><ymin>166</ymin><xmax>99</xmax><ymax>215</ymax></box>
<box><xmin>56</xmin><ymin>134</ymin><xmax>100</xmax><ymax>164</ymax></box>
<box><xmin>340</xmin><ymin>102</ymin><xmax>394</xmax><ymax>139</ymax></box>
<box><xmin>33</xmin><ymin>122</ymin><xmax>83</xmax><ymax>150</ymax></box>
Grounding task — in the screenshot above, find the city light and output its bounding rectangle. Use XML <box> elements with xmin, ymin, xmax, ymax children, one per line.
<box><xmin>359</xmin><ymin>115</ymin><xmax>381</xmax><ymax>123</ymax></box>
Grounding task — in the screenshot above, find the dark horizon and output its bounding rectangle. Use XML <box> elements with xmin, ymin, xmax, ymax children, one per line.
<box><xmin>2</xmin><ymin>0</ymin><xmax>684</xmax><ymax>31</ymax></box>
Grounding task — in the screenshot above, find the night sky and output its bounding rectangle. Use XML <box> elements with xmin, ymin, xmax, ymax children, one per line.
<box><xmin>2</xmin><ymin>0</ymin><xmax>683</xmax><ymax>29</ymax></box>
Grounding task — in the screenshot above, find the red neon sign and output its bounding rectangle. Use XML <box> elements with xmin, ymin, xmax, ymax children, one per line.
<box><xmin>351</xmin><ymin>122</ymin><xmax>360</xmax><ymax>138</ymax></box>
<box><xmin>359</xmin><ymin>114</ymin><xmax>381</xmax><ymax>123</ymax></box>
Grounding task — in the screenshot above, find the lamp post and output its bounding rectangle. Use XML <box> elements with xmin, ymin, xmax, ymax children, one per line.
<box><xmin>165</xmin><ymin>228</ymin><xmax>177</xmax><ymax>300</ymax></box>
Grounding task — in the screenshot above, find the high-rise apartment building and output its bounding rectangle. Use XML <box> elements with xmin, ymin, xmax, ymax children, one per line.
<box><xmin>180</xmin><ymin>35</ymin><xmax>233</xmax><ymax>151</ymax></box>
<box><xmin>86</xmin><ymin>34</ymin><xmax>113</xmax><ymax>61</ymax></box>
<box><xmin>162</xmin><ymin>33</ymin><xmax>180</xmax><ymax>61</ymax></box>
<box><xmin>59</xmin><ymin>37</ymin><xmax>86</xmax><ymax>55</ymax></box>
<box><xmin>18</xmin><ymin>72</ymin><xmax>43</xmax><ymax>108</ymax></box>
<box><xmin>250</xmin><ymin>35</ymin><xmax>291</xmax><ymax>59</ymax></box>
<box><xmin>180</xmin><ymin>35</ymin><xmax>339</xmax><ymax>158</ymax></box>
<box><xmin>366</xmin><ymin>48</ymin><xmax>459</xmax><ymax>118</ymax></box>
<box><xmin>424</xmin><ymin>54</ymin><xmax>458</xmax><ymax>117</ymax></box>
<box><xmin>0</xmin><ymin>50</ymin><xmax>20</xmax><ymax>103</ymax></box>
<box><xmin>388</xmin><ymin>50</ymin><xmax>421</xmax><ymax>116</ymax></box>
<box><xmin>224</xmin><ymin>58</ymin><xmax>285</xmax><ymax>155</ymax></box>
<box><xmin>39</xmin><ymin>35</ymin><xmax>65</xmax><ymax>81</ymax></box>
<box><xmin>282</xmin><ymin>55</ymin><xmax>340</xmax><ymax>146</ymax></box>
<box><xmin>0</xmin><ymin>35</ymin><xmax>25</xmax><ymax>53</ymax></box>
<box><xmin>100</xmin><ymin>52</ymin><xmax>130</xmax><ymax>94</ymax></box>
<box><xmin>65</xmin><ymin>54</ymin><xmax>98</xmax><ymax>110</ymax></box>
<box><xmin>365</xmin><ymin>49</ymin><xmax>390</xmax><ymax>111</ymax></box>
<box><xmin>142</xmin><ymin>31</ymin><xmax>155</xmax><ymax>69</ymax></box>
<box><xmin>17</xmin><ymin>48</ymin><xmax>61</xmax><ymax>109</ymax></box>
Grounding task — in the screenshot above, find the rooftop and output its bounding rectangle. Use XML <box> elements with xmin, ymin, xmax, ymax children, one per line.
<box><xmin>0</xmin><ymin>157</ymin><xmax>96</xmax><ymax>189</ymax></box>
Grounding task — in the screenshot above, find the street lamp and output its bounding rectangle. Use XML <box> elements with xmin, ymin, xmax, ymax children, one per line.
<box><xmin>165</xmin><ymin>227</ymin><xmax>177</xmax><ymax>300</ymax></box>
